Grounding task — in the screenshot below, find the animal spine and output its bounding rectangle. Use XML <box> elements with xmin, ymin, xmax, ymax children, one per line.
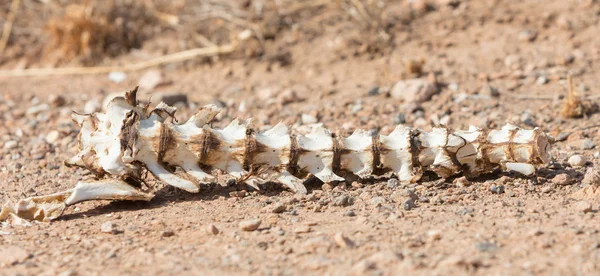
<box><xmin>0</xmin><ymin>88</ymin><xmax>551</xmax><ymax>222</ymax></box>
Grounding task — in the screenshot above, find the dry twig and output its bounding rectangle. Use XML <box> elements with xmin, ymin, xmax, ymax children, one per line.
<box><xmin>0</xmin><ymin>43</ymin><xmax>237</xmax><ymax>77</ymax></box>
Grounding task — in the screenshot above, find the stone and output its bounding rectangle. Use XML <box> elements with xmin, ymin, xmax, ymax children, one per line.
<box><xmin>367</xmin><ymin>86</ymin><xmax>380</xmax><ymax>96</ymax></box>
<box><xmin>574</xmin><ymin>200</ymin><xmax>592</xmax><ymax>213</ymax></box>
<box><xmin>489</xmin><ymin>184</ymin><xmax>505</xmax><ymax>194</ymax></box>
<box><xmin>108</xmin><ymin>71</ymin><xmax>127</xmax><ymax>83</ymax></box>
<box><xmin>518</xmin><ymin>29</ymin><xmax>538</xmax><ymax>42</ymax></box>
<box><xmin>332</xmin><ymin>195</ymin><xmax>352</xmax><ymax>207</ymax></box>
<box><xmin>369</xmin><ymin>197</ymin><xmax>386</xmax><ymax>206</ymax></box>
<box><xmin>101</xmin><ymin>221</ymin><xmax>117</xmax><ymax>234</ymax></box>
<box><xmin>277</xmin><ymin>89</ymin><xmax>301</xmax><ymax>105</ymax></box>
<box><xmin>387</xmin><ymin>178</ymin><xmax>399</xmax><ymax>189</ymax></box>
<box><xmin>344</xmin><ymin>210</ymin><xmax>356</xmax><ymax>217</ymax></box>
<box><xmin>161</xmin><ymin>230</ymin><xmax>175</xmax><ymax>237</ymax></box>
<box><xmin>404</xmin><ymin>198</ymin><xmax>416</xmax><ymax>210</ymax></box>
<box><xmin>394</xmin><ymin>114</ymin><xmax>406</xmax><ymax>124</ymax></box>
<box><xmin>475</xmin><ymin>241</ymin><xmax>498</xmax><ymax>252</ymax></box>
<box><xmin>552</xmin><ymin>173</ymin><xmax>572</xmax><ymax>186</ymax></box>
<box><xmin>536</xmin><ymin>76</ymin><xmax>548</xmax><ymax>85</ymax></box>
<box><xmin>294</xmin><ymin>225</ymin><xmax>311</xmax><ymax>233</ymax></box>
<box><xmin>45</xmin><ymin>130</ymin><xmax>60</xmax><ymax>144</ymax></box>
<box><xmin>239</xmin><ymin>219</ymin><xmax>261</xmax><ymax>231</ymax></box>
<box><xmin>453</xmin><ymin>176</ymin><xmax>470</xmax><ymax>187</ymax></box>
<box><xmin>3</xmin><ymin>140</ymin><xmax>17</xmax><ymax>150</ymax></box>
<box><xmin>301</xmin><ymin>114</ymin><xmax>318</xmax><ymax>124</ymax></box>
<box><xmin>207</xmin><ymin>224</ymin><xmax>220</xmax><ymax>235</ymax></box>
<box><xmin>390</xmin><ymin>77</ymin><xmax>439</xmax><ymax>104</ymax></box>
<box><xmin>480</xmin><ymin>84</ymin><xmax>499</xmax><ymax>97</ymax></box>
<box><xmin>26</xmin><ymin>104</ymin><xmax>49</xmax><ymax>115</ymax></box>
<box><xmin>334</xmin><ymin>233</ymin><xmax>355</xmax><ymax>249</ymax></box>
<box><xmin>156</xmin><ymin>93</ymin><xmax>188</xmax><ymax>106</ymax></box>
<box><xmin>520</xmin><ymin>113</ymin><xmax>537</xmax><ymax>127</ymax></box>
<box><xmin>270</xmin><ymin>202</ymin><xmax>286</xmax><ymax>213</ymax></box>
<box><xmin>426</xmin><ymin>229</ymin><xmax>442</xmax><ymax>241</ymax></box>
<box><xmin>568</xmin><ymin>155</ymin><xmax>587</xmax><ymax>167</ymax></box>
<box><xmin>48</xmin><ymin>94</ymin><xmax>66</xmax><ymax>107</ymax></box>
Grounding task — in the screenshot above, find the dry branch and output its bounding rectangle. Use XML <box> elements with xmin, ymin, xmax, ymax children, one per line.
<box><xmin>0</xmin><ymin>43</ymin><xmax>237</xmax><ymax>77</ymax></box>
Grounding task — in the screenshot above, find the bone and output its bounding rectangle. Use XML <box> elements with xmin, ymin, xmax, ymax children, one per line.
<box><xmin>2</xmin><ymin>90</ymin><xmax>553</xmax><ymax>222</ymax></box>
<box><xmin>0</xmin><ymin>180</ymin><xmax>153</xmax><ymax>222</ymax></box>
<box><xmin>296</xmin><ymin>126</ymin><xmax>344</xmax><ymax>183</ymax></box>
<box><xmin>340</xmin><ymin>129</ymin><xmax>374</xmax><ymax>178</ymax></box>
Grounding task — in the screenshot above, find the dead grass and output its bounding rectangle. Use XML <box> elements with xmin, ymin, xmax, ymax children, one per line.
<box><xmin>44</xmin><ymin>1</ymin><xmax>157</xmax><ymax>65</ymax></box>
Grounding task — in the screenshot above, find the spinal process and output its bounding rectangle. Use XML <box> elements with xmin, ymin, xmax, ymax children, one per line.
<box><xmin>0</xmin><ymin>88</ymin><xmax>552</xmax><ymax>222</ymax></box>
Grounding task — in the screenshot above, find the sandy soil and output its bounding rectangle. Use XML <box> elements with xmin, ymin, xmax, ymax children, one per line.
<box><xmin>1</xmin><ymin>0</ymin><xmax>600</xmax><ymax>275</ymax></box>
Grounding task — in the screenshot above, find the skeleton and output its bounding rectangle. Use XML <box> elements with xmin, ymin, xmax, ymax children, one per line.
<box><xmin>0</xmin><ymin>88</ymin><xmax>552</xmax><ymax>222</ymax></box>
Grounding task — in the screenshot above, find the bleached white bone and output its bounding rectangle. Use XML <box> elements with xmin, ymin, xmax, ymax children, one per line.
<box><xmin>0</xmin><ymin>180</ymin><xmax>153</xmax><ymax>222</ymax></box>
<box><xmin>0</xmin><ymin>89</ymin><xmax>552</xmax><ymax>222</ymax></box>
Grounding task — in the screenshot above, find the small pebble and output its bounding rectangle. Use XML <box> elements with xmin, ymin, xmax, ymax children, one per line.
<box><xmin>207</xmin><ymin>224</ymin><xmax>219</xmax><ymax>235</ymax></box>
<box><xmin>387</xmin><ymin>178</ymin><xmax>399</xmax><ymax>189</ymax></box>
<box><xmin>480</xmin><ymin>84</ymin><xmax>499</xmax><ymax>97</ymax></box>
<box><xmin>334</xmin><ymin>233</ymin><xmax>355</xmax><ymax>249</ymax></box>
<box><xmin>301</xmin><ymin>114</ymin><xmax>318</xmax><ymax>124</ymax></box>
<box><xmin>26</xmin><ymin>104</ymin><xmax>49</xmax><ymax>115</ymax></box>
<box><xmin>518</xmin><ymin>29</ymin><xmax>538</xmax><ymax>42</ymax></box>
<box><xmin>475</xmin><ymin>241</ymin><xmax>498</xmax><ymax>252</ymax></box>
<box><xmin>344</xmin><ymin>210</ymin><xmax>356</xmax><ymax>217</ymax></box>
<box><xmin>48</xmin><ymin>94</ymin><xmax>66</xmax><ymax>107</ymax></box>
<box><xmin>574</xmin><ymin>200</ymin><xmax>592</xmax><ymax>213</ymax></box>
<box><xmin>45</xmin><ymin>130</ymin><xmax>60</xmax><ymax>144</ymax></box>
<box><xmin>568</xmin><ymin>155</ymin><xmax>587</xmax><ymax>167</ymax></box>
<box><xmin>394</xmin><ymin>114</ymin><xmax>406</xmax><ymax>124</ymax></box>
<box><xmin>294</xmin><ymin>225</ymin><xmax>311</xmax><ymax>233</ymax></box>
<box><xmin>536</xmin><ymin>76</ymin><xmax>548</xmax><ymax>85</ymax></box>
<box><xmin>108</xmin><ymin>71</ymin><xmax>127</xmax><ymax>83</ymax></box>
<box><xmin>270</xmin><ymin>203</ymin><xmax>286</xmax><ymax>214</ymax></box>
<box><xmin>3</xmin><ymin>140</ymin><xmax>17</xmax><ymax>150</ymax></box>
<box><xmin>489</xmin><ymin>184</ymin><xmax>505</xmax><ymax>194</ymax></box>
<box><xmin>161</xmin><ymin>230</ymin><xmax>175</xmax><ymax>237</ymax></box>
<box><xmin>551</xmin><ymin>173</ymin><xmax>572</xmax><ymax>185</ymax></box>
<box><xmin>333</xmin><ymin>195</ymin><xmax>352</xmax><ymax>207</ymax></box>
<box><xmin>404</xmin><ymin>189</ymin><xmax>418</xmax><ymax>201</ymax></box>
<box><xmin>101</xmin><ymin>221</ymin><xmax>116</xmax><ymax>234</ymax></box>
<box><xmin>426</xmin><ymin>230</ymin><xmax>442</xmax><ymax>241</ymax></box>
<box><xmin>404</xmin><ymin>198</ymin><xmax>416</xmax><ymax>210</ymax></box>
<box><xmin>156</xmin><ymin>93</ymin><xmax>188</xmax><ymax>106</ymax></box>
<box><xmin>239</xmin><ymin>219</ymin><xmax>262</xmax><ymax>231</ymax></box>
<box><xmin>367</xmin><ymin>86</ymin><xmax>380</xmax><ymax>96</ymax></box>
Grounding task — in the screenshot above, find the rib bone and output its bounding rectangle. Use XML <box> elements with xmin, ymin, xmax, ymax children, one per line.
<box><xmin>0</xmin><ymin>88</ymin><xmax>552</xmax><ymax>221</ymax></box>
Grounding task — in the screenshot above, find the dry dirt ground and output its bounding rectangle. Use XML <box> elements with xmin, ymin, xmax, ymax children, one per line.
<box><xmin>2</xmin><ymin>0</ymin><xmax>600</xmax><ymax>275</ymax></box>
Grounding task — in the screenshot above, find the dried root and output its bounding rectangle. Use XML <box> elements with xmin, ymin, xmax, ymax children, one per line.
<box><xmin>1</xmin><ymin>87</ymin><xmax>552</xmax><ymax>222</ymax></box>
